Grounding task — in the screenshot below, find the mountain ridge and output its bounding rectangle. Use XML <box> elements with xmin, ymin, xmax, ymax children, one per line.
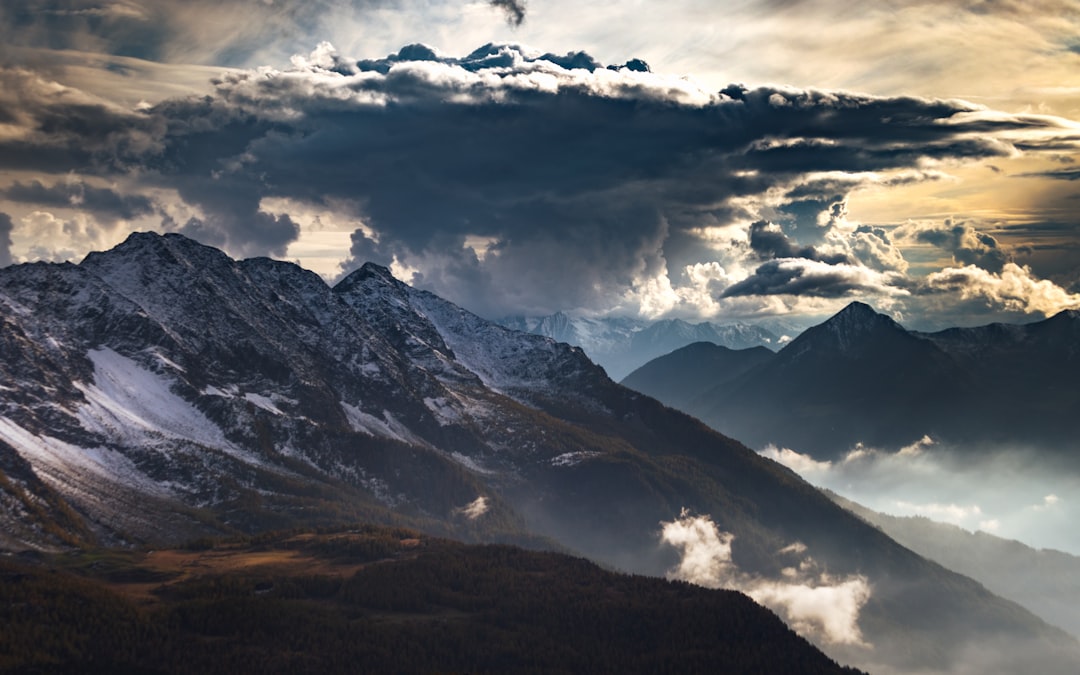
<box><xmin>624</xmin><ymin>300</ymin><xmax>1080</xmax><ymax>458</ymax></box>
<box><xmin>499</xmin><ymin>311</ymin><xmax>782</xmax><ymax>380</ymax></box>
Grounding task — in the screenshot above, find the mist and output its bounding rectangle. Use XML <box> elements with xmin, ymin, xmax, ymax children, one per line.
<box><xmin>760</xmin><ymin>437</ymin><xmax>1080</xmax><ymax>555</ymax></box>
<box><xmin>660</xmin><ymin>509</ymin><xmax>871</xmax><ymax>647</ymax></box>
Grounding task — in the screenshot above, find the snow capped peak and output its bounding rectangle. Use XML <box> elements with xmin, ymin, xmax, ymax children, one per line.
<box><xmin>357</xmin><ymin>261</ymin><xmax>396</xmax><ymax>280</ymax></box>
<box><xmin>353</xmin><ymin>261</ymin><xmax>397</xmax><ymax>283</ymax></box>
<box><xmin>83</xmin><ymin>231</ymin><xmax>226</xmax><ymax>267</ymax></box>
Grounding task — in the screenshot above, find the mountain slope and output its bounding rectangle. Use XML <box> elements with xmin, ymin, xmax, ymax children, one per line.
<box><xmin>831</xmin><ymin>491</ymin><xmax>1080</xmax><ymax>639</ymax></box>
<box><xmin>0</xmin><ymin>233</ymin><xmax>1077</xmax><ymax>673</ymax></box>
<box><xmin>0</xmin><ymin>527</ymin><xmax>865</xmax><ymax>675</ymax></box>
<box><xmin>621</xmin><ymin>342</ymin><xmax>774</xmax><ymax>411</ymax></box>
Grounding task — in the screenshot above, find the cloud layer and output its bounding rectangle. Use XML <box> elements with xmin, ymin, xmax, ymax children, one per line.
<box><xmin>760</xmin><ymin>438</ymin><xmax>1080</xmax><ymax>555</ymax></box>
<box><xmin>1</xmin><ymin>40</ymin><xmax>1079</xmax><ymax>326</ymax></box>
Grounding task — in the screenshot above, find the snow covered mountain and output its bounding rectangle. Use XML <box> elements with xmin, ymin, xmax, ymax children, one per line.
<box><xmin>1</xmin><ymin>233</ymin><xmax>1077</xmax><ymax>674</ymax></box>
<box><xmin>500</xmin><ymin>312</ymin><xmax>782</xmax><ymax>379</ymax></box>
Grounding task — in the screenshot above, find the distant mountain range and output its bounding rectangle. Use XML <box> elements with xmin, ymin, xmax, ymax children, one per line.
<box><xmin>623</xmin><ymin>301</ymin><xmax>1080</xmax><ymax>460</ymax></box>
<box><xmin>1</xmin><ymin>234</ymin><xmax>1078</xmax><ymax>673</ymax></box>
<box><xmin>499</xmin><ymin>312</ymin><xmax>786</xmax><ymax>380</ymax></box>
<box><xmin>830</xmin><ymin>491</ymin><xmax>1080</xmax><ymax>639</ymax></box>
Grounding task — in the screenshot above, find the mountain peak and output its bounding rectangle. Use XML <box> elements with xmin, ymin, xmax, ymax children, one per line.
<box><xmin>782</xmin><ymin>301</ymin><xmax>906</xmax><ymax>357</ymax></box>
<box><xmin>825</xmin><ymin>301</ymin><xmax>900</xmax><ymax>331</ymax></box>
<box><xmin>81</xmin><ymin>231</ymin><xmax>230</xmax><ymax>269</ymax></box>
<box><xmin>334</xmin><ymin>261</ymin><xmax>402</xmax><ymax>295</ymax></box>
<box><xmin>834</xmin><ymin>301</ymin><xmax>881</xmax><ymax>319</ymax></box>
<box><xmin>358</xmin><ymin>261</ymin><xmax>396</xmax><ymax>279</ymax></box>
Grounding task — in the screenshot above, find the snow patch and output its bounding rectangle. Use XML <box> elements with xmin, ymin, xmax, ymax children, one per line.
<box><xmin>423</xmin><ymin>396</ymin><xmax>463</xmax><ymax>426</ymax></box>
<box><xmin>202</xmin><ymin>383</ymin><xmax>242</xmax><ymax>398</ymax></box>
<box><xmin>449</xmin><ymin>452</ymin><xmax>494</xmax><ymax>475</ymax></box>
<box><xmin>341</xmin><ymin>401</ymin><xmax>425</xmax><ymax>446</ymax></box>
<box><xmin>551</xmin><ymin>451</ymin><xmax>601</xmax><ymax>467</ymax></box>
<box><xmin>145</xmin><ymin>348</ymin><xmax>185</xmax><ymax>373</ymax></box>
<box><xmin>75</xmin><ymin>348</ymin><xmax>242</xmax><ymax>457</ymax></box>
<box><xmin>0</xmin><ymin>416</ymin><xmax>169</xmax><ymax>498</ymax></box>
<box><xmin>244</xmin><ymin>393</ymin><xmax>284</xmax><ymax>416</ymax></box>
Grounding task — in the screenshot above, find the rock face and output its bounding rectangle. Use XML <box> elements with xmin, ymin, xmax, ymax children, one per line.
<box><xmin>1</xmin><ymin>233</ymin><xmax>1078</xmax><ymax>674</ymax></box>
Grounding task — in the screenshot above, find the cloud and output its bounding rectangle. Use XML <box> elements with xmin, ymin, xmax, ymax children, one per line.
<box><xmin>457</xmin><ymin>495</ymin><xmax>489</xmax><ymax>519</ymax></box>
<box><xmin>919</xmin><ymin>262</ymin><xmax>1080</xmax><ymax>316</ymax></box>
<box><xmin>661</xmin><ymin>509</ymin><xmax>871</xmax><ymax>646</ymax></box>
<box><xmin>900</xmin><ymin>219</ymin><xmax>1011</xmax><ymax>273</ymax></box>
<box><xmin>721</xmin><ymin>258</ymin><xmax>907</xmax><ymax>299</ymax></box>
<box><xmin>488</xmin><ymin>0</ymin><xmax>526</xmax><ymax>26</ymax></box>
<box><xmin>0</xmin><ymin>0</ymin><xmax>397</xmax><ymax>67</ymax></box>
<box><xmin>747</xmin><ymin>220</ymin><xmax>850</xmax><ymax>264</ymax></box>
<box><xmin>1018</xmin><ymin>168</ymin><xmax>1080</xmax><ymax>181</ymax></box>
<box><xmin>760</xmin><ymin>441</ymin><xmax>1080</xmax><ymax>554</ymax></box>
<box><xmin>761</xmin><ymin>445</ymin><xmax>834</xmax><ymax>474</ymax></box>
<box><xmin>4</xmin><ymin>41</ymin><xmax>1079</xmax><ymax>319</ymax></box>
<box><xmin>0</xmin><ymin>212</ymin><xmax>13</xmax><ymax>267</ymax></box>
<box><xmin>13</xmin><ymin>210</ymin><xmax>121</xmax><ymax>262</ymax></box>
<box><xmin>1</xmin><ymin>179</ymin><xmax>154</xmax><ymax>221</ymax></box>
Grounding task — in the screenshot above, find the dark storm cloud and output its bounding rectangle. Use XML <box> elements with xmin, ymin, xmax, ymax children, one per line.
<box><xmin>0</xmin><ymin>213</ymin><xmax>14</xmax><ymax>268</ymax></box>
<box><xmin>1</xmin><ymin>180</ymin><xmax>154</xmax><ymax>221</ymax></box>
<box><xmin>489</xmin><ymin>0</ymin><xmax>527</xmax><ymax>26</ymax></box>
<box><xmin>721</xmin><ymin>259</ymin><xmax>899</xmax><ymax>298</ymax></box>
<box><xmin>908</xmin><ymin>220</ymin><xmax>1011</xmax><ymax>273</ymax></box>
<box><xmin>6</xmin><ymin>42</ymin><xmax>1075</xmax><ymax>313</ymax></box>
<box><xmin>748</xmin><ymin>220</ymin><xmax>850</xmax><ymax>264</ymax></box>
<box><xmin>0</xmin><ymin>68</ymin><xmax>157</xmax><ymax>173</ymax></box>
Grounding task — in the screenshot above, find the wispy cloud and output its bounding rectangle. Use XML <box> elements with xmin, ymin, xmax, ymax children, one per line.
<box><xmin>456</xmin><ymin>495</ymin><xmax>489</xmax><ymax>519</ymax></box>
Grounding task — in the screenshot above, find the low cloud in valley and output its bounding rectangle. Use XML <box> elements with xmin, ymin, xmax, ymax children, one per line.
<box><xmin>661</xmin><ymin>509</ymin><xmax>871</xmax><ymax>647</ymax></box>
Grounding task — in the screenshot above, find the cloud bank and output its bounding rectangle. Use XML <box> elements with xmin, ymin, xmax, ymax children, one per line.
<box><xmin>760</xmin><ymin>438</ymin><xmax>1080</xmax><ymax>555</ymax></box>
<box><xmin>661</xmin><ymin>509</ymin><xmax>871</xmax><ymax>646</ymax></box>
<box><xmin>2</xmin><ymin>41</ymin><xmax>1079</xmax><ymax>326</ymax></box>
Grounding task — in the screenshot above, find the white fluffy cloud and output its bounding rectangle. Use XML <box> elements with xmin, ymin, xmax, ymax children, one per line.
<box><xmin>921</xmin><ymin>262</ymin><xmax>1080</xmax><ymax>316</ymax></box>
<box><xmin>661</xmin><ymin>509</ymin><xmax>871</xmax><ymax>646</ymax></box>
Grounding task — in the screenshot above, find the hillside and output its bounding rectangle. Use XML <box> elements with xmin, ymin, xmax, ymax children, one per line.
<box><xmin>0</xmin><ymin>526</ymin><xmax>865</xmax><ymax>674</ymax></box>
<box><xmin>831</xmin><ymin>492</ymin><xmax>1080</xmax><ymax>639</ymax></box>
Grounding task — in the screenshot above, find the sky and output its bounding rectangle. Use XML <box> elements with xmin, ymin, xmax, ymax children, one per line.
<box><xmin>2</xmin><ymin>0</ymin><xmax>1080</xmax><ymax>329</ymax></box>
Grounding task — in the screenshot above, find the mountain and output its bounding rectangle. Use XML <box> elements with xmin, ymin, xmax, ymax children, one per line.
<box><xmin>914</xmin><ymin>310</ymin><xmax>1080</xmax><ymax>447</ymax></box>
<box><xmin>624</xmin><ymin>301</ymin><xmax>1080</xmax><ymax>460</ymax></box>
<box><xmin>830</xmin><ymin>491</ymin><xmax>1080</xmax><ymax>639</ymax></box>
<box><xmin>1</xmin><ymin>233</ymin><xmax>1078</xmax><ymax>673</ymax></box>
<box><xmin>0</xmin><ymin>526</ymin><xmax>865</xmax><ymax>674</ymax></box>
<box><xmin>621</xmin><ymin>342</ymin><xmax>775</xmax><ymax>412</ymax></box>
<box><xmin>499</xmin><ymin>313</ymin><xmax>781</xmax><ymax>380</ymax></box>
